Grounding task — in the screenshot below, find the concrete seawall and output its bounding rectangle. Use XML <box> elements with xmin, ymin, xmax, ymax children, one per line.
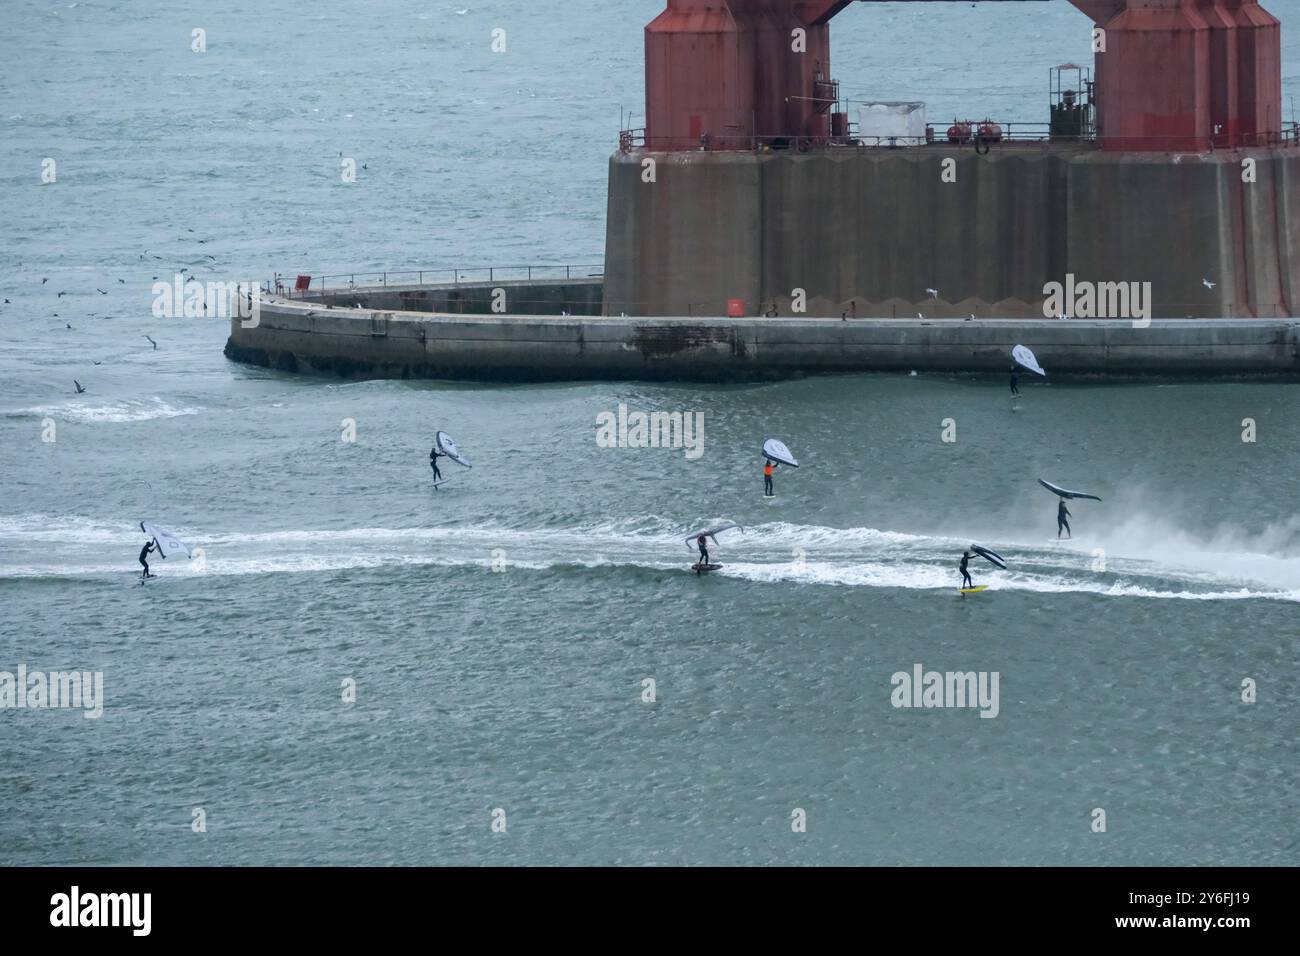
<box><xmin>225</xmin><ymin>292</ymin><xmax>1300</xmax><ymax>381</ymax></box>
<box><xmin>602</xmin><ymin>147</ymin><xmax>1300</xmax><ymax>319</ymax></box>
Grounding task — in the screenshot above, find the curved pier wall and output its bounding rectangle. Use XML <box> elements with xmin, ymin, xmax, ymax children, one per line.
<box><xmin>225</xmin><ymin>297</ymin><xmax>1300</xmax><ymax>382</ymax></box>
<box><xmin>602</xmin><ymin>147</ymin><xmax>1300</xmax><ymax>319</ymax></box>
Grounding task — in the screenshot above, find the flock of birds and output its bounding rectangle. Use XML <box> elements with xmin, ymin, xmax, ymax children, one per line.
<box><xmin>4</xmin><ymin>228</ymin><xmax>231</xmax><ymax>396</ymax></box>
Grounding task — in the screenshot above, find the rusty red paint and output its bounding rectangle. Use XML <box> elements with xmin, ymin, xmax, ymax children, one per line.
<box><xmin>641</xmin><ymin>0</ymin><xmax>1283</xmax><ymax>152</ymax></box>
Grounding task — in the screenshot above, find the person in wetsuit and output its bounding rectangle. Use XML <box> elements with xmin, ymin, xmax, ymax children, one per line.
<box><xmin>430</xmin><ymin>447</ymin><xmax>444</xmax><ymax>484</ymax></box>
<box><xmin>1057</xmin><ymin>499</ymin><xmax>1072</xmax><ymax>538</ymax></box>
<box><xmin>763</xmin><ymin>458</ymin><xmax>777</xmax><ymax>497</ymax></box>
<box><xmin>1010</xmin><ymin>365</ymin><xmax>1020</xmax><ymax>397</ymax></box>
<box><xmin>139</xmin><ymin>539</ymin><xmax>157</xmax><ymax>579</ymax></box>
<box><xmin>696</xmin><ymin>533</ymin><xmax>712</xmax><ymax>570</ymax></box>
<box><xmin>959</xmin><ymin>550</ymin><xmax>975</xmax><ymax>589</ymax></box>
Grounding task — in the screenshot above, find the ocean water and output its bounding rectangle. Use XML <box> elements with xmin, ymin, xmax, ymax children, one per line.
<box><xmin>2</xmin><ymin>1</ymin><xmax>1299</xmax><ymax>866</ymax></box>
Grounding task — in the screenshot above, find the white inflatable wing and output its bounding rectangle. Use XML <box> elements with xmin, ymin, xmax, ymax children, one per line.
<box><xmin>436</xmin><ymin>431</ymin><xmax>472</xmax><ymax>468</ymax></box>
<box><xmin>1012</xmin><ymin>344</ymin><xmax>1046</xmax><ymax>376</ymax></box>
<box><xmin>762</xmin><ymin>438</ymin><xmax>799</xmax><ymax>468</ymax></box>
<box><xmin>140</xmin><ymin>520</ymin><xmax>192</xmax><ymax>559</ymax></box>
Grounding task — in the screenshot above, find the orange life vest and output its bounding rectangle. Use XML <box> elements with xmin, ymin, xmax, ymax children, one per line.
<box><xmin>764</xmin><ymin>463</ymin><xmax>774</xmax><ymax>477</ymax></box>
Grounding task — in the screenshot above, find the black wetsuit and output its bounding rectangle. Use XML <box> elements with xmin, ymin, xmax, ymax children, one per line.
<box><xmin>139</xmin><ymin>541</ymin><xmax>156</xmax><ymax>578</ymax></box>
<box><xmin>1010</xmin><ymin>367</ymin><xmax>1020</xmax><ymax>396</ymax></box>
<box><xmin>959</xmin><ymin>553</ymin><xmax>973</xmax><ymax>589</ymax></box>
<box><xmin>430</xmin><ymin>449</ymin><xmax>443</xmax><ymax>482</ymax></box>
<box><xmin>1057</xmin><ymin>501</ymin><xmax>1071</xmax><ymax>538</ymax></box>
<box><xmin>697</xmin><ymin>536</ymin><xmax>710</xmax><ymax>566</ymax></box>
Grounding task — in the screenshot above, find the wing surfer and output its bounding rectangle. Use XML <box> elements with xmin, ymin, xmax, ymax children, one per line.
<box><xmin>1010</xmin><ymin>365</ymin><xmax>1020</xmax><ymax>397</ymax></box>
<box><xmin>695</xmin><ymin>533</ymin><xmax>712</xmax><ymax>572</ymax></box>
<box><xmin>139</xmin><ymin>538</ymin><xmax>157</xmax><ymax>579</ymax></box>
<box><xmin>959</xmin><ymin>550</ymin><xmax>974</xmax><ymax>589</ymax></box>
<box><xmin>1057</xmin><ymin>499</ymin><xmax>1072</xmax><ymax>538</ymax></box>
<box><xmin>429</xmin><ymin>446</ymin><xmax>444</xmax><ymax>485</ymax></box>
<box><xmin>763</xmin><ymin>458</ymin><xmax>777</xmax><ymax>497</ymax></box>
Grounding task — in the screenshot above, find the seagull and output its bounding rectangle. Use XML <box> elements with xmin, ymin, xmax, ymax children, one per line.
<box><xmin>96</xmin><ymin>288</ymin><xmax>107</xmax><ymax>295</ymax></box>
<box><xmin>2</xmin><ymin>299</ymin><xmax>8</xmax><ymax>304</ymax></box>
<box><xmin>74</xmin><ymin>380</ymin><xmax>85</xmax><ymax>394</ymax></box>
<box><xmin>145</xmin><ymin>334</ymin><xmax>158</xmax><ymax>350</ymax></box>
<box><xmin>41</xmin><ymin>277</ymin><xmax>48</xmax><ymax>284</ymax></box>
<box><xmin>57</xmin><ymin>290</ymin><xmax>67</xmax><ymax>297</ymax></box>
<box><xmin>92</xmin><ymin>361</ymin><xmax>102</xmax><ymax>366</ymax></box>
<box><xmin>306</xmin><ymin>310</ymin><xmax>317</xmax><ymax>317</ymax></box>
<box><xmin>117</xmin><ymin>278</ymin><xmax>125</xmax><ymax>284</ymax></box>
<box><xmin>925</xmin><ymin>288</ymin><xmax>939</xmax><ymax>298</ymax></box>
<box><xmin>1202</xmin><ymin>278</ymin><xmax>1216</xmax><ymax>289</ymax></box>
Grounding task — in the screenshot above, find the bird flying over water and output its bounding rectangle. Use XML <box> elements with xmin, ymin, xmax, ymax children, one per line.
<box><xmin>74</xmin><ymin>380</ymin><xmax>85</xmax><ymax>394</ymax></box>
<box><xmin>1202</xmin><ymin>278</ymin><xmax>1216</xmax><ymax>289</ymax></box>
<box><xmin>145</xmin><ymin>334</ymin><xmax>158</xmax><ymax>350</ymax></box>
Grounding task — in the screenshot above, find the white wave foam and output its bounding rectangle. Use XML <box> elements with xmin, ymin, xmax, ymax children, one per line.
<box><xmin>10</xmin><ymin>397</ymin><xmax>202</xmax><ymax>424</ymax></box>
<box><xmin>0</xmin><ymin>515</ymin><xmax>1294</xmax><ymax>601</ymax></box>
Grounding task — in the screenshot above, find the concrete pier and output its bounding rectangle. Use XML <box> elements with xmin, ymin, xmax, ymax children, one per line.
<box><xmin>225</xmin><ymin>285</ymin><xmax>1300</xmax><ymax>381</ymax></box>
<box><xmin>602</xmin><ymin>147</ymin><xmax>1300</xmax><ymax>320</ymax></box>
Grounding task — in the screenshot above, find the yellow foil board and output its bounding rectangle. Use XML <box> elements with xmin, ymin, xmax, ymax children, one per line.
<box><xmin>959</xmin><ymin>586</ymin><xmax>989</xmax><ymax>594</ymax></box>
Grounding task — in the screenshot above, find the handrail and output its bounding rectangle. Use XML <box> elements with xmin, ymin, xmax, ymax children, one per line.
<box><xmin>619</xmin><ymin>122</ymin><xmax>1300</xmax><ymax>153</ymax></box>
<box><xmin>264</xmin><ymin>262</ymin><xmax>605</xmax><ymax>298</ymax></box>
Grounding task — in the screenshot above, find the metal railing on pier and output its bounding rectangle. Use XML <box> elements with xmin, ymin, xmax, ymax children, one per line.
<box><xmin>619</xmin><ymin>122</ymin><xmax>1300</xmax><ymax>154</ymax></box>
<box><xmin>264</xmin><ymin>262</ymin><xmax>604</xmax><ymax>299</ymax></box>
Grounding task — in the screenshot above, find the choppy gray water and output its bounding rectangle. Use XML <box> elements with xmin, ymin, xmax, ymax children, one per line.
<box><xmin>2</xmin><ymin>1</ymin><xmax>1298</xmax><ymax>866</ymax></box>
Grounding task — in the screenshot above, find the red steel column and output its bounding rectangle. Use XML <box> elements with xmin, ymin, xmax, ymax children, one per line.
<box><xmin>645</xmin><ymin>0</ymin><xmax>835</xmax><ymax>150</ymax></box>
<box><xmin>1225</xmin><ymin>0</ymin><xmax>1283</xmax><ymax>145</ymax></box>
<box><xmin>1070</xmin><ymin>0</ymin><xmax>1281</xmax><ymax>150</ymax></box>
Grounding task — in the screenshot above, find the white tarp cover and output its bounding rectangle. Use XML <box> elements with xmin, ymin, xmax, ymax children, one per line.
<box><xmin>857</xmin><ymin>102</ymin><xmax>927</xmax><ymax>146</ymax></box>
